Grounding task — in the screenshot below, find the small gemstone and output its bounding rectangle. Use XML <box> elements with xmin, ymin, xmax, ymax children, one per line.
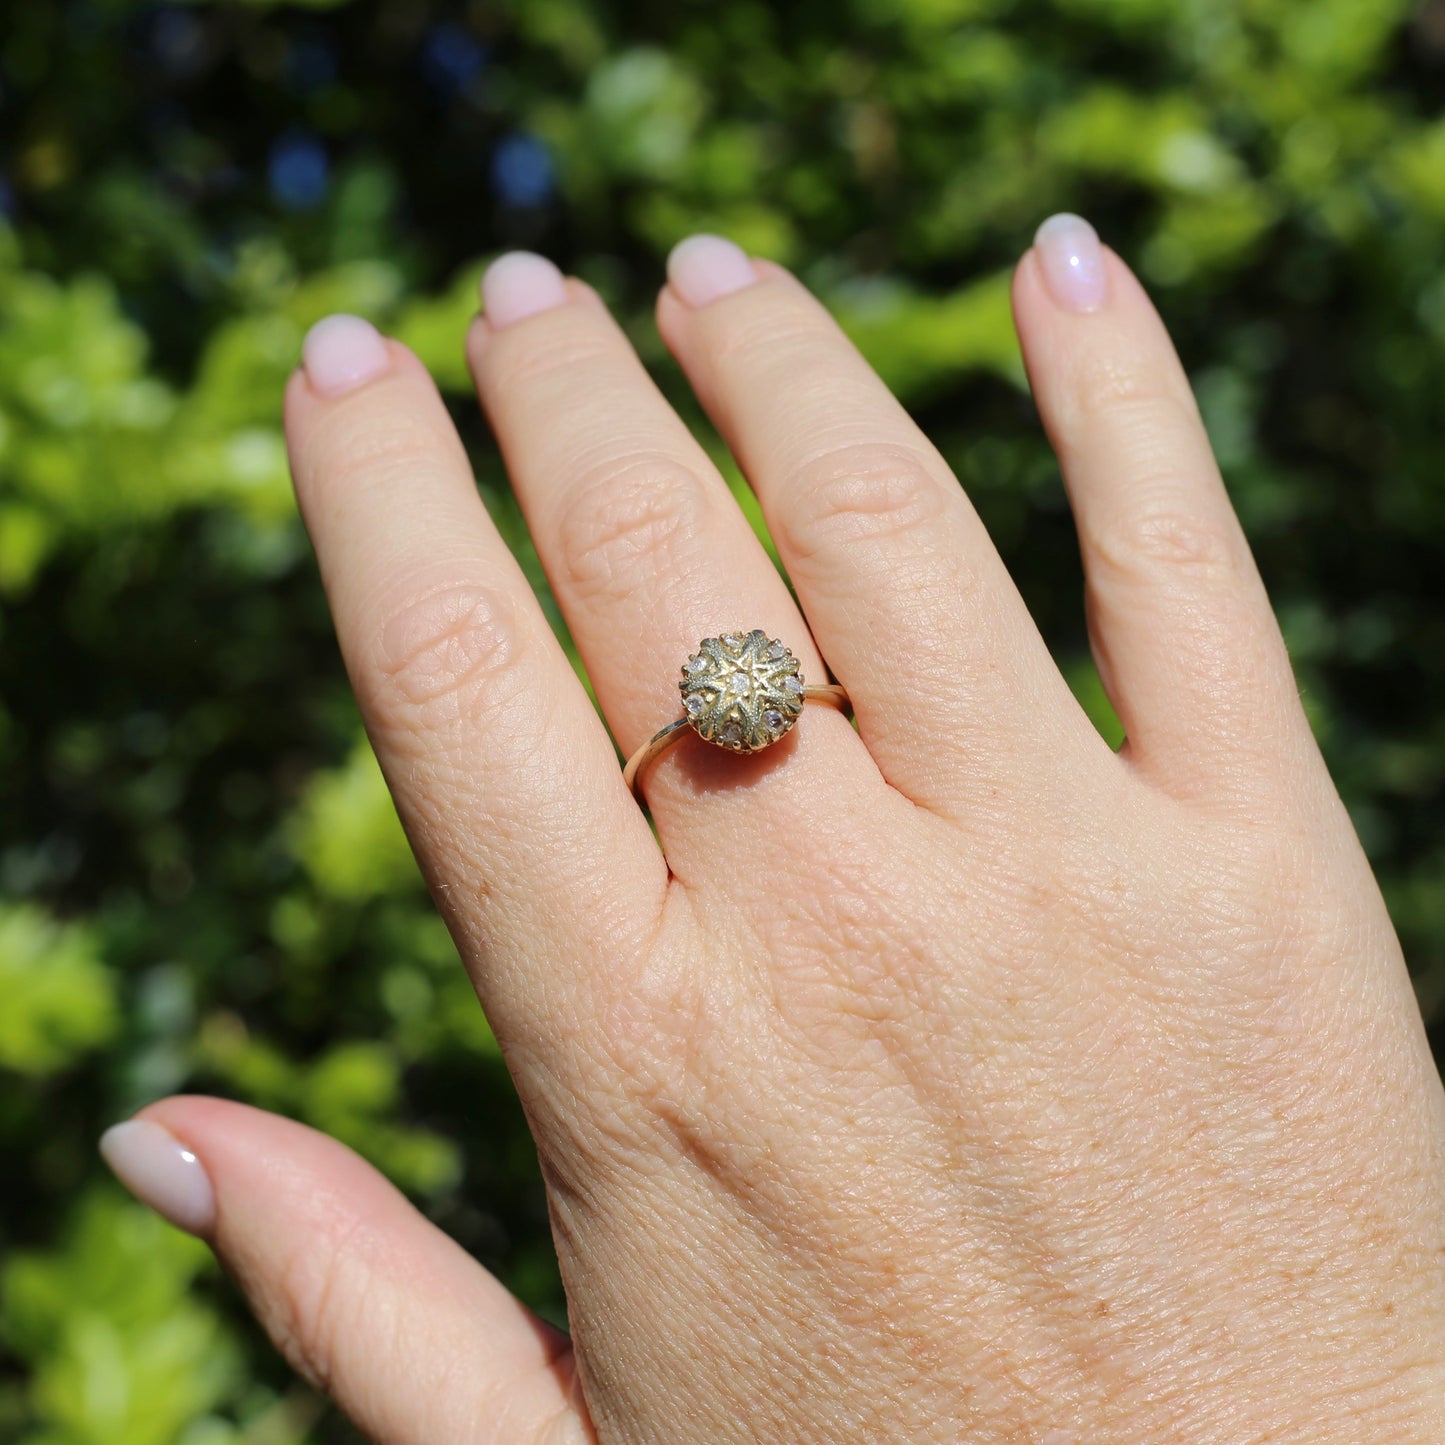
<box><xmin>764</xmin><ymin>640</ymin><xmax>786</xmax><ymax>661</ymax></box>
<box><xmin>720</xmin><ymin>722</ymin><xmax>743</xmax><ymax>746</ymax></box>
<box><xmin>763</xmin><ymin>708</ymin><xmax>784</xmax><ymax>732</ymax></box>
<box><xmin>684</xmin><ymin>694</ymin><xmax>705</xmax><ymax>717</ymax></box>
<box><xmin>684</xmin><ymin>655</ymin><xmax>708</xmax><ymax>674</ymax></box>
<box><xmin>728</xmin><ymin>672</ymin><xmax>751</xmax><ymax>695</ymax></box>
<box><xmin>782</xmin><ymin>675</ymin><xmax>804</xmax><ymax>696</ymax></box>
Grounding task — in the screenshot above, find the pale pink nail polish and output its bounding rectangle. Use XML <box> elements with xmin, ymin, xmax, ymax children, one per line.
<box><xmin>301</xmin><ymin>314</ymin><xmax>392</xmax><ymax>397</ymax></box>
<box><xmin>100</xmin><ymin>1119</ymin><xmax>217</xmax><ymax>1236</ymax></box>
<box><xmin>1033</xmin><ymin>213</ymin><xmax>1109</xmax><ymax>313</ymax></box>
<box><xmin>480</xmin><ymin>251</ymin><xmax>569</xmax><ymax>328</ymax></box>
<box><xmin>667</xmin><ymin>234</ymin><xmax>759</xmax><ymax>308</ymax></box>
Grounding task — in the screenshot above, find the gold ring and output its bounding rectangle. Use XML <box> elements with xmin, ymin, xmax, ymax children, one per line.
<box><xmin>622</xmin><ymin>629</ymin><xmax>851</xmax><ymax>799</ymax></box>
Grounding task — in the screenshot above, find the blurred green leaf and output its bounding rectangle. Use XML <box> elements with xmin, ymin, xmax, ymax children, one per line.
<box><xmin>3</xmin><ymin>1191</ymin><xmax>238</xmax><ymax>1445</ymax></box>
<box><xmin>0</xmin><ymin>905</ymin><xmax>117</xmax><ymax>1075</ymax></box>
<box><xmin>290</xmin><ymin>738</ymin><xmax>421</xmax><ymax>902</ymax></box>
<box><xmin>837</xmin><ymin>269</ymin><xmax>1023</xmax><ymax>398</ymax></box>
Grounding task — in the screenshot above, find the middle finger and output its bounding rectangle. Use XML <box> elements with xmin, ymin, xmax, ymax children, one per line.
<box><xmin>466</xmin><ymin>253</ymin><xmax>874</xmax><ymax>873</ymax></box>
<box><xmin>656</xmin><ymin>236</ymin><xmax>1107</xmax><ymax>817</ymax></box>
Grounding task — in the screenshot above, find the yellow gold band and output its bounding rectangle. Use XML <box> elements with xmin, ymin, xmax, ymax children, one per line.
<box><xmin>623</xmin><ymin>683</ymin><xmax>850</xmax><ymax>799</ymax></box>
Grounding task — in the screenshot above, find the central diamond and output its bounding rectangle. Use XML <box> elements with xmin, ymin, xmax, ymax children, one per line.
<box><xmin>678</xmin><ymin>629</ymin><xmax>806</xmax><ymax>754</ymax></box>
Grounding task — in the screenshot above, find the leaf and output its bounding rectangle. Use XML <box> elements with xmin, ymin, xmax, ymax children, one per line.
<box><xmin>0</xmin><ymin>906</ymin><xmax>117</xmax><ymax>1076</ymax></box>
<box><xmin>289</xmin><ymin>738</ymin><xmax>421</xmax><ymax>902</ymax></box>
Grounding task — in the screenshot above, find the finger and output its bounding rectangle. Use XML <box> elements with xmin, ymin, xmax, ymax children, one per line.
<box><xmin>1012</xmin><ymin>216</ymin><xmax>1314</xmax><ymax>804</ymax></box>
<box><xmin>654</xmin><ymin>236</ymin><xmax>1103</xmax><ymax>814</ymax></box>
<box><xmin>101</xmin><ymin>1099</ymin><xmax>592</xmax><ymax>1445</ymax></box>
<box><xmin>466</xmin><ymin>253</ymin><xmax>871</xmax><ymax>861</ymax></box>
<box><xmin>284</xmin><ymin>316</ymin><xmax>665</xmax><ymax>1050</ymax></box>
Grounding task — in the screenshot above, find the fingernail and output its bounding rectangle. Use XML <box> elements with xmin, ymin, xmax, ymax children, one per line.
<box><xmin>666</xmin><ymin>234</ymin><xmax>758</xmax><ymax>308</ymax></box>
<box><xmin>480</xmin><ymin>251</ymin><xmax>569</xmax><ymax>329</ymax></box>
<box><xmin>100</xmin><ymin>1119</ymin><xmax>217</xmax><ymax>1236</ymax></box>
<box><xmin>1033</xmin><ymin>213</ymin><xmax>1108</xmax><ymax>313</ymax></box>
<box><xmin>301</xmin><ymin>314</ymin><xmax>392</xmax><ymax>397</ymax></box>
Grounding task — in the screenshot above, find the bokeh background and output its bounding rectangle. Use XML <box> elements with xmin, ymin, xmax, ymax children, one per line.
<box><xmin>3</xmin><ymin>0</ymin><xmax>1444</xmax><ymax>1439</ymax></box>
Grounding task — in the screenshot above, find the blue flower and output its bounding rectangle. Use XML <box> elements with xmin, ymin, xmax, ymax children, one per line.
<box><xmin>422</xmin><ymin>24</ymin><xmax>487</xmax><ymax>95</ymax></box>
<box><xmin>491</xmin><ymin>133</ymin><xmax>554</xmax><ymax>208</ymax></box>
<box><xmin>269</xmin><ymin>133</ymin><xmax>329</xmax><ymax>211</ymax></box>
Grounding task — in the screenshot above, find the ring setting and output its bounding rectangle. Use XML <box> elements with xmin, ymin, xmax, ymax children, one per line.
<box><xmin>680</xmin><ymin>630</ymin><xmax>805</xmax><ymax>753</ymax></box>
<box><xmin>622</xmin><ymin>629</ymin><xmax>850</xmax><ymax>798</ymax></box>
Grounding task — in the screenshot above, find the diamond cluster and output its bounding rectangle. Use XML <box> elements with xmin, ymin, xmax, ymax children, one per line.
<box><xmin>679</xmin><ymin>630</ymin><xmax>806</xmax><ymax>753</ymax></box>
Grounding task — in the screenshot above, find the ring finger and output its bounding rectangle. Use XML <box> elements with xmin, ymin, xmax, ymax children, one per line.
<box><xmin>466</xmin><ymin>254</ymin><xmax>878</xmax><ymax>878</ymax></box>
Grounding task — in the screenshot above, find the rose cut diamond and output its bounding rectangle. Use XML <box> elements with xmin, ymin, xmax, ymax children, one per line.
<box><xmin>677</xmin><ymin>630</ymin><xmax>806</xmax><ymax>754</ymax></box>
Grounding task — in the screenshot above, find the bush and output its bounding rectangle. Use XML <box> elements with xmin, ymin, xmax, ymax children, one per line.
<box><xmin>4</xmin><ymin>1</ymin><xmax>1444</xmax><ymax>1437</ymax></box>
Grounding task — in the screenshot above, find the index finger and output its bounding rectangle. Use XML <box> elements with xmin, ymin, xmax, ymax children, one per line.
<box><xmin>284</xmin><ymin>315</ymin><xmax>667</xmax><ymax>1053</ymax></box>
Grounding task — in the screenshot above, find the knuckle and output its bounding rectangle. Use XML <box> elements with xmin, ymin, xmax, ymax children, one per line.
<box><xmin>763</xmin><ymin>847</ymin><xmax>935</xmax><ymax>1021</ymax></box>
<box><xmin>1087</xmin><ymin>500</ymin><xmax>1239</xmax><ymax>584</ymax></box>
<box><xmin>262</xmin><ymin>1220</ymin><xmax>372</xmax><ymax>1393</ymax></box>
<box><xmin>370</xmin><ymin>582</ymin><xmax>525</xmax><ymax>729</ymax></box>
<box><xmin>579</xmin><ymin>949</ymin><xmax>718</xmax><ymax>1113</ymax></box>
<box><xmin>491</xmin><ymin>330</ymin><xmax>616</xmax><ymax>394</ymax></box>
<box><xmin>556</xmin><ymin>451</ymin><xmax>712</xmax><ymax>606</ymax></box>
<box><xmin>1062</xmin><ymin>350</ymin><xmax>1197</xmax><ymax>431</ymax></box>
<box><xmin>706</xmin><ymin>289</ymin><xmax>821</xmax><ymax>369</ymax></box>
<box><xmin>778</xmin><ymin>439</ymin><xmax>947</xmax><ymax>563</ymax></box>
<box><xmin>307</xmin><ymin>407</ymin><xmax>446</xmax><ymax>498</ymax></box>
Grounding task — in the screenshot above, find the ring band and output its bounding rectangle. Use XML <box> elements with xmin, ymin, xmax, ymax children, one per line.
<box><xmin>622</xmin><ymin>629</ymin><xmax>851</xmax><ymax>798</ymax></box>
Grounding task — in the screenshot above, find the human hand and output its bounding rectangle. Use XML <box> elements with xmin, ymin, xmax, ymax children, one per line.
<box><xmin>102</xmin><ymin>216</ymin><xmax>1445</xmax><ymax>1442</ymax></box>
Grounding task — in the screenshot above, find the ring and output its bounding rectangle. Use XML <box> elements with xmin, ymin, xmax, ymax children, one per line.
<box><xmin>622</xmin><ymin>629</ymin><xmax>851</xmax><ymax>798</ymax></box>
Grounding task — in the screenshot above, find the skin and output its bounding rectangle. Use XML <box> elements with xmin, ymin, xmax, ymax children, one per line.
<box><xmin>142</xmin><ymin>239</ymin><xmax>1445</xmax><ymax>1442</ymax></box>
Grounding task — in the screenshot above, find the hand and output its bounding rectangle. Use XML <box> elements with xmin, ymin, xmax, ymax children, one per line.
<box><xmin>103</xmin><ymin>217</ymin><xmax>1445</xmax><ymax>1442</ymax></box>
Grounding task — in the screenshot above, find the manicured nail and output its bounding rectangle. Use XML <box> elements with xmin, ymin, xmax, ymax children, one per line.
<box><xmin>100</xmin><ymin>1119</ymin><xmax>217</xmax><ymax>1236</ymax></box>
<box><xmin>1033</xmin><ymin>213</ymin><xmax>1108</xmax><ymax>313</ymax></box>
<box><xmin>667</xmin><ymin>234</ymin><xmax>758</xmax><ymax>308</ymax></box>
<box><xmin>480</xmin><ymin>251</ymin><xmax>568</xmax><ymax>328</ymax></box>
<box><xmin>301</xmin><ymin>314</ymin><xmax>392</xmax><ymax>397</ymax></box>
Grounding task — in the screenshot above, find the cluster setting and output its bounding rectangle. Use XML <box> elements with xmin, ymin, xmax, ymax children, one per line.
<box><xmin>679</xmin><ymin>630</ymin><xmax>807</xmax><ymax>753</ymax></box>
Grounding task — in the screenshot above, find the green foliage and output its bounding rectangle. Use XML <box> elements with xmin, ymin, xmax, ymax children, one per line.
<box><xmin>835</xmin><ymin>269</ymin><xmax>1023</xmax><ymax>400</ymax></box>
<box><xmin>290</xmin><ymin>741</ymin><xmax>419</xmax><ymax>903</ymax></box>
<box><xmin>3</xmin><ymin>1193</ymin><xmax>237</xmax><ymax>1445</ymax></box>
<box><xmin>3</xmin><ymin>0</ymin><xmax>1444</xmax><ymax>1438</ymax></box>
<box><xmin>0</xmin><ymin>905</ymin><xmax>116</xmax><ymax>1075</ymax></box>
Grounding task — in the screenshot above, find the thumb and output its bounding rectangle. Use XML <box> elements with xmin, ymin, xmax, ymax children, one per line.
<box><xmin>100</xmin><ymin>1096</ymin><xmax>592</xmax><ymax>1445</ymax></box>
